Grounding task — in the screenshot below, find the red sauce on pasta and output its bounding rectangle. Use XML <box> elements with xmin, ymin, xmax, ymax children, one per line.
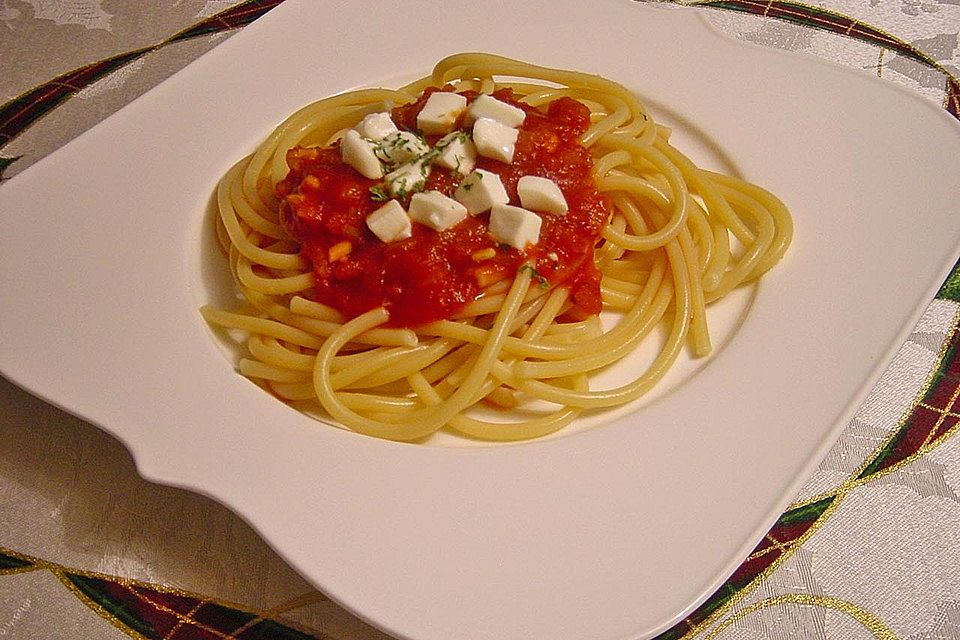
<box><xmin>276</xmin><ymin>89</ymin><xmax>610</xmax><ymax>327</ymax></box>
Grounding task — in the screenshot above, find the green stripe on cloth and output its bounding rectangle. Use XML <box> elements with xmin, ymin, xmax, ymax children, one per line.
<box><xmin>937</xmin><ymin>259</ymin><xmax>960</xmax><ymax>302</ymax></box>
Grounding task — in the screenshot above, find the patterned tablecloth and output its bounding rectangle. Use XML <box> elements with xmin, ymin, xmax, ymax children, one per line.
<box><xmin>1</xmin><ymin>2</ymin><xmax>959</xmax><ymax>639</ymax></box>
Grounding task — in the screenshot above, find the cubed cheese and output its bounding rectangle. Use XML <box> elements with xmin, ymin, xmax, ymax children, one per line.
<box><xmin>517</xmin><ymin>175</ymin><xmax>568</xmax><ymax>214</ymax></box>
<box><xmin>488</xmin><ymin>204</ymin><xmax>541</xmax><ymax>249</ymax></box>
<box><xmin>408</xmin><ymin>191</ymin><xmax>468</xmax><ymax>231</ymax></box>
<box><xmin>366</xmin><ymin>200</ymin><xmax>412</xmax><ymax>243</ymax></box>
<box><xmin>453</xmin><ymin>168</ymin><xmax>509</xmax><ymax>215</ymax></box>
<box><xmin>417</xmin><ymin>92</ymin><xmax>467</xmax><ymax>135</ymax></box>
<box><xmin>340</xmin><ymin>129</ymin><xmax>383</xmax><ymax>179</ymax></box>
<box><xmin>355</xmin><ymin>112</ymin><xmax>398</xmax><ymax>141</ymax></box>
<box><xmin>473</xmin><ymin>118</ymin><xmax>519</xmax><ymax>164</ymax></box>
<box><xmin>434</xmin><ymin>132</ymin><xmax>477</xmax><ymax>175</ymax></box>
<box><xmin>385</xmin><ymin>159</ymin><xmax>430</xmax><ymax>197</ymax></box>
<box><xmin>467</xmin><ymin>93</ymin><xmax>526</xmax><ymax>127</ymax></box>
<box><xmin>376</xmin><ymin>131</ymin><xmax>429</xmax><ymax>166</ymax></box>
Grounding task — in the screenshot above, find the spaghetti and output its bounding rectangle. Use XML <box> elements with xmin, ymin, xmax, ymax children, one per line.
<box><xmin>201</xmin><ymin>53</ymin><xmax>793</xmax><ymax>442</ymax></box>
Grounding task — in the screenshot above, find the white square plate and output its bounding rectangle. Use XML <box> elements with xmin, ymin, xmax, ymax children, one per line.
<box><xmin>2</xmin><ymin>1</ymin><xmax>960</xmax><ymax>638</ymax></box>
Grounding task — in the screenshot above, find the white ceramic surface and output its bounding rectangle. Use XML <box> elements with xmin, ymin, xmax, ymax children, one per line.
<box><xmin>2</xmin><ymin>1</ymin><xmax>960</xmax><ymax>639</ymax></box>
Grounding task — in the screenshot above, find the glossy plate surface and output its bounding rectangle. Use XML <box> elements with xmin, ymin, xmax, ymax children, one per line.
<box><xmin>2</xmin><ymin>1</ymin><xmax>960</xmax><ymax>638</ymax></box>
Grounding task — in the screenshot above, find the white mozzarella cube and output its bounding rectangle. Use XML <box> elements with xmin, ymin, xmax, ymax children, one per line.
<box><xmin>408</xmin><ymin>191</ymin><xmax>468</xmax><ymax>232</ymax></box>
<box><xmin>473</xmin><ymin>118</ymin><xmax>519</xmax><ymax>164</ymax></box>
<box><xmin>488</xmin><ymin>204</ymin><xmax>542</xmax><ymax>249</ymax></box>
<box><xmin>355</xmin><ymin>112</ymin><xmax>398</xmax><ymax>141</ymax></box>
<box><xmin>340</xmin><ymin>129</ymin><xmax>383</xmax><ymax>179</ymax></box>
<box><xmin>467</xmin><ymin>93</ymin><xmax>526</xmax><ymax>127</ymax></box>
<box><xmin>385</xmin><ymin>159</ymin><xmax>430</xmax><ymax>197</ymax></box>
<box><xmin>417</xmin><ymin>92</ymin><xmax>467</xmax><ymax>135</ymax></box>
<box><xmin>517</xmin><ymin>175</ymin><xmax>568</xmax><ymax>214</ymax></box>
<box><xmin>366</xmin><ymin>200</ymin><xmax>412</xmax><ymax>243</ymax></box>
<box><xmin>434</xmin><ymin>132</ymin><xmax>477</xmax><ymax>175</ymax></box>
<box><xmin>377</xmin><ymin>131</ymin><xmax>429</xmax><ymax>166</ymax></box>
<box><xmin>453</xmin><ymin>168</ymin><xmax>509</xmax><ymax>215</ymax></box>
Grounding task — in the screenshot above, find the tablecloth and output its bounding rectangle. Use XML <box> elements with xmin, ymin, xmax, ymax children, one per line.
<box><xmin>1</xmin><ymin>1</ymin><xmax>959</xmax><ymax>638</ymax></box>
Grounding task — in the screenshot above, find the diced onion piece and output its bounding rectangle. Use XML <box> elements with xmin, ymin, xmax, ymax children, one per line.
<box><xmin>471</xmin><ymin>247</ymin><xmax>496</xmax><ymax>262</ymax></box>
<box><xmin>328</xmin><ymin>240</ymin><xmax>352</xmax><ymax>262</ymax></box>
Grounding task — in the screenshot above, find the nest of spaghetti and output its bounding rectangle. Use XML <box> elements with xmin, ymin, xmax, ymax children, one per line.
<box><xmin>201</xmin><ymin>52</ymin><xmax>792</xmax><ymax>442</ymax></box>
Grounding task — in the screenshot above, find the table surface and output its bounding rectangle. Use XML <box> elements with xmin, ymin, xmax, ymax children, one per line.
<box><xmin>2</xmin><ymin>2</ymin><xmax>959</xmax><ymax>639</ymax></box>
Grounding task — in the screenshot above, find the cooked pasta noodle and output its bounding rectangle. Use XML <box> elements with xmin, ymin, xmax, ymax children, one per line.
<box><xmin>201</xmin><ymin>53</ymin><xmax>792</xmax><ymax>442</ymax></box>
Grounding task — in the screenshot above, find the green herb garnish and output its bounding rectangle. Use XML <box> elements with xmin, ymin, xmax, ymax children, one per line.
<box><xmin>520</xmin><ymin>264</ymin><xmax>549</xmax><ymax>289</ymax></box>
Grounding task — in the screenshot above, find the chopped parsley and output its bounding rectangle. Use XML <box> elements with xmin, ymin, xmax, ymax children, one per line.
<box><xmin>520</xmin><ymin>264</ymin><xmax>550</xmax><ymax>289</ymax></box>
<box><xmin>369</xmin><ymin>184</ymin><xmax>389</xmax><ymax>202</ymax></box>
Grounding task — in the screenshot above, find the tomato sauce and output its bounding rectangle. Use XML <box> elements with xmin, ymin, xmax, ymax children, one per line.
<box><xmin>276</xmin><ymin>88</ymin><xmax>610</xmax><ymax>327</ymax></box>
